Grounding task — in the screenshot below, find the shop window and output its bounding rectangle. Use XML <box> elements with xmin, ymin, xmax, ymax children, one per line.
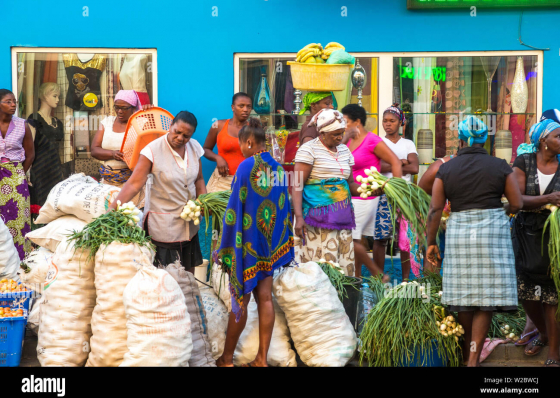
<box><xmin>393</xmin><ymin>55</ymin><xmax>538</xmax><ymax>162</ymax></box>
<box><xmin>12</xmin><ymin>49</ymin><xmax>157</xmax><ymax>180</ymax></box>
<box><xmin>236</xmin><ymin>55</ymin><xmax>379</xmax><ymax>134</ymax></box>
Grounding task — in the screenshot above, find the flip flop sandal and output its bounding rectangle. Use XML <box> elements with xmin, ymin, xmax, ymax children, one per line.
<box><xmin>515</xmin><ymin>330</ymin><xmax>539</xmax><ymax>346</ymax></box>
<box><xmin>544</xmin><ymin>359</ymin><xmax>560</xmax><ymax>367</ymax></box>
<box><xmin>525</xmin><ymin>338</ymin><xmax>547</xmax><ymax>356</ymax></box>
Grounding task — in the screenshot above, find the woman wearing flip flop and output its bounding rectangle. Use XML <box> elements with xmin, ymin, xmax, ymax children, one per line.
<box><xmin>512</xmin><ymin>119</ymin><xmax>560</xmax><ymax>367</ymax></box>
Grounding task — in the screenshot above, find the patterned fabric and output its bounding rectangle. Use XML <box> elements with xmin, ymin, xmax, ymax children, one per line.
<box><xmin>294</xmin><ymin>225</ymin><xmax>355</xmax><ymax>276</ymax></box>
<box><xmin>114</xmin><ymin>90</ymin><xmax>141</xmax><ymax>110</ymax></box>
<box><xmin>294</xmin><ymin>138</ymin><xmax>355</xmax><ymax>180</ymax></box>
<box><xmin>383</xmin><ymin>103</ymin><xmax>405</xmax><ymax>126</ymax></box>
<box><xmin>216</xmin><ymin>152</ymin><xmax>294</xmax><ymax>320</ymax></box>
<box><xmin>0</xmin><ymin>116</ymin><xmax>26</xmax><ymax>162</ymax></box>
<box><xmin>458</xmin><ymin>116</ymin><xmax>488</xmax><ymax>147</ymax></box>
<box><xmin>528</xmin><ymin>119</ymin><xmax>560</xmax><ymax>153</ymax></box>
<box><xmin>517</xmin><ymin>274</ymin><xmax>558</xmax><ymax>305</ymax></box>
<box><xmin>374</xmin><ymin>195</ymin><xmax>392</xmax><ymax>240</ymax></box>
<box><xmin>0</xmin><ymin>162</ymin><xmax>31</xmax><ymax>260</ymax></box>
<box><xmin>302</xmin><ymin>178</ymin><xmax>355</xmax><ymax>230</ymax></box>
<box><xmin>299</xmin><ymin>92</ymin><xmax>332</xmax><ymax>115</ymax></box>
<box><xmin>540</xmin><ymin>109</ymin><xmax>560</xmax><ymax>124</ymax></box>
<box><xmin>99</xmin><ymin>164</ymin><xmax>132</xmax><ymax>184</ymax></box>
<box><xmin>442</xmin><ymin>208</ymin><xmax>518</xmax><ymax>308</ymax></box>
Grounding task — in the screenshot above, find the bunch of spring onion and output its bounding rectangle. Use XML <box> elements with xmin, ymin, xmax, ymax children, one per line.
<box><xmin>360</xmin><ymin>273</ymin><xmax>461</xmax><ymax>367</ymax></box>
<box><xmin>68</xmin><ymin>201</ymin><xmax>153</xmax><ymax>263</ymax></box>
<box><xmin>188</xmin><ymin>191</ymin><xmax>231</xmax><ymax>234</ymax></box>
<box><xmin>317</xmin><ymin>260</ymin><xmax>358</xmax><ymax>300</ymax></box>
<box><xmin>488</xmin><ymin>306</ymin><xmax>526</xmax><ymax>341</ymax></box>
<box><xmin>543</xmin><ymin>204</ymin><xmax>560</xmax><ymax>316</ymax></box>
<box><xmin>433</xmin><ymin>306</ymin><xmax>465</xmax><ymax>342</ymax></box>
<box><xmin>180</xmin><ymin>200</ymin><xmax>202</xmax><ymax>226</ymax></box>
<box><xmin>356</xmin><ymin>166</ymin><xmax>431</xmax><ymax>247</ymax></box>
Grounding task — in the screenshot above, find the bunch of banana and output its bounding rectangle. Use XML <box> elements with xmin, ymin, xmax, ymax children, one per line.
<box><xmin>322</xmin><ymin>42</ymin><xmax>345</xmax><ymax>59</ymax></box>
<box><xmin>296</xmin><ymin>43</ymin><xmax>324</xmax><ymax>63</ymax></box>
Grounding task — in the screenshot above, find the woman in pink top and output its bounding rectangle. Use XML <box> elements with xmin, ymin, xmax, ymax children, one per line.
<box><xmin>0</xmin><ymin>89</ymin><xmax>35</xmax><ymax>260</ymax></box>
<box><xmin>341</xmin><ymin>104</ymin><xmax>402</xmax><ymax>278</ymax></box>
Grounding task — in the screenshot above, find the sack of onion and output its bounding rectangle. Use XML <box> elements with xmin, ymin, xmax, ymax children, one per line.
<box><xmin>356</xmin><ymin>166</ymin><xmax>430</xmax><ymax>247</ymax></box>
<box><xmin>360</xmin><ymin>274</ymin><xmax>462</xmax><ymax>367</ymax></box>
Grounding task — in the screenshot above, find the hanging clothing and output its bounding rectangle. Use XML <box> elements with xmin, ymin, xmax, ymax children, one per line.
<box><xmin>512</xmin><ymin>153</ymin><xmax>560</xmax><ymax>291</ymax></box>
<box><xmin>215</xmin><ymin>151</ymin><xmax>294</xmax><ymax>320</ymax></box>
<box><xmin>27</xmin><ymin>113</ymin><xmax>64</xmax><ymax>206</ymax></box>
<box><xmin>63</xmin><ymin>54</ymin><xmax>106</xmax><ymax>111</ymax></box>
<box><xmin>0</xmin><ymin>162</ymin><xmax>31</xmax><ymax>260</ymax></box>
<box><xmin>217</xmin><ymin>120</ymin><xmax>245</xmax><ymax>176</ymax></box>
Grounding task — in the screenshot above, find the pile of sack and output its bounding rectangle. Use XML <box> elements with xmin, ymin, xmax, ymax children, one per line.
<box><xmin>23</xmin><ymin>174</ymin><xmax>215</xmax><ymax>367</ymax></box>
<box><xmin>207</xmin><ymin>261</ymin><xmax>358</xmax><ymax>367</ymax></box>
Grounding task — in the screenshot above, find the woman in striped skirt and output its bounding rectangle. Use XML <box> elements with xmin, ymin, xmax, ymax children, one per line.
<box><xmin>426</xmin><ymin>116</ymin><xmax>523</xmax><ymax>367</ymax></box>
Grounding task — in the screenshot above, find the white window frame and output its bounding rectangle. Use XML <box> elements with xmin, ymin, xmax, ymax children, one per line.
<box><xmin>234</xmin><ymin>51</ymin><xmax>543</xmax><ymax>135</ymax></box>
<box><xmin>11</xmin><ymin>47</ymin><xmax>159</xmax><ymax>117</ymax></box>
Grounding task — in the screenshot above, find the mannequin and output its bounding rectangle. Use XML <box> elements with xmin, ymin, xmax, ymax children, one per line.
<box><xmin>120</xmin><ymin>54</ymin><xmax>150</xmax><ymax>105</ymax></box>
<box><xmin>27</xmin><ymin>82</ymin><xmax>64</xmax><ymax>206</ymax></box>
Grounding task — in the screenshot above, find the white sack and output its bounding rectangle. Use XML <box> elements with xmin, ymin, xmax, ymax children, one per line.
<box><xmin>164</xmin><ymin>262</ymin><xmax>215</xmax><ymax>367</ymax></box>
<box><xmin>26</xmin><ymin>215</ymin><xmax>87</xmax><ymax>252</ymax></box>
<box><xmin>121</xmin><ymin>264</ymin><xmax>192</xmax><ymax>367</ymax></box>
<box><xmin>0</xmin><ymin>217</ymin><xmax>20</xmax><ymax>281</ymax></box>
<box><xmin>273</xmin><ymin>262</ymin><xmax>357</xmax><ymax>367</ymax></box>
<box><xmin>200</xmin><ymin>286</ymin><xmax>229</xmax><ymax>360</ymax></box>
<box><xmin>86</xmin><ymin>242</ymin><xmax>154</xmax><ymax>367</ymax></box>
<box><xmin>19</xmin><ymin>247</ymin><xmax>53</xmax><ymax>290</ymax></box>
<box><xmin>36</xmin><ymin>174</ymin><xmax>120</xmax><ymax>224</ymax></box>
<box><xmin>211</xmin><ymin>261</ymin><xmax>231</xmax><ymax>312</ymax></box>
<box><xmin>233</xmin><ymin>296</ymin><xmax>296</xmax><ymax>367</ymax></box>
<box><xmin>37</xmin><ymin>239</ymin><xmax>96</xmax><ymax>366</ymax></box>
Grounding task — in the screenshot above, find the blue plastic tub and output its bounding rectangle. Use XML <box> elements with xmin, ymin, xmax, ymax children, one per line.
<box><xmin>0</xmin><ymin>316</ymin><xmax>27</xmax><ymax>367</ymax></box>
<box><xmin>399</xmin><ymin>339</ymin><xmax>448</xmax><ymax>367</ymax></box>
<box><xmin>0</xmin><ymin>291</ymin><xmax>34</xmax><ymax>313</ymax></box>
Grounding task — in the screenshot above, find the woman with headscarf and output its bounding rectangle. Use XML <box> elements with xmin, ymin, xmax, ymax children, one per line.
<box><xmin>511</xmin><ymin>119</ymin><xmax>560</xmax><ymax>367</ymax></box>
<box><xmin>91</xmin><ymin>90</ymin><xmax>146</xmax><ymax>205</ymax></box>
<box><xmin>293</xmin><ymin>108</ymin><xmax>364</xmax><ymax>276</ymax></box>
<box><xmin>373</xmin><ymin>104</ymin><xmax>419</xmax><ymax>279</ymax></box>
<box><xmin>426</xmin><ymin>116</ymin><xmax>523</xmax><ymax>367</ymax></box>
<box><xmin>298</xmin><ymin>92</ymin><xmax>334</xmax><ymax>145</ymax></box>
<box><xmin>215</xmin><ymin>119</ymin><xmax>294</xmax><ymax>367</ymax></box>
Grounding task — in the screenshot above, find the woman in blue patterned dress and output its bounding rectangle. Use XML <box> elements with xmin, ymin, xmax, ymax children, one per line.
<box><xmin>215</xmin><ymin>118</ymin><xmax>294</xmax><ymax>367</ymax></box>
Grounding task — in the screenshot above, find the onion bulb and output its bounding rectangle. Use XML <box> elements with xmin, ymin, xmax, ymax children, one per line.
<box><xmin>551</xmin><ymin>205</ymin><xmax>558</xmax><ymax>213</ymax></box>
<box><xmin>193</xmin><ymin>219</ymin><xmax>200</xmax><ymax>226</ymax></box>
<box><xmin>370</xmin><ymin>166</ymin><xmax>378</xmax><ymax>173</ymax></box>
<box><xmin>361</xmin><ymin>183</ymin><xmax>368</xmax><ymax>189</ymax></box>
<box><xmin>357</xmin><ymin>187</ymin><xmax>363</xmax><ymax>193</ymax></box>
<box><xmin>356</xmin><ymin>175</ymin><xmax>363</xmax><ymax>182</ymax></box>
<box><xmin>364</xmin><ymin>169</ymin><xmax>372</xmax><ymax>176</ymax></box>
<box><xmin>440</xmin><ymin>324</ymin><xmax>446</xmax><ymax>331</ymax></box>
<box><xmin>194</xmin><ymin>211</ymin><xmax>201</xmax><ymax>217</ymax></box>
<box><xmin>367</xmin><ymin>176</ymin><xmax>375</xmax><ymax>182</ymax></box>
<box><xmin>360</xmin><ymin>193</ymin><xmax>368</xmax><ymax>199</ymax></box>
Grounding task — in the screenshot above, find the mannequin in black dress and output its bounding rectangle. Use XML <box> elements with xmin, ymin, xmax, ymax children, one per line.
<box><xmin>27</xmin><ymin>82</ymin><xmax>64</xmax><ymax>207</ymax></box>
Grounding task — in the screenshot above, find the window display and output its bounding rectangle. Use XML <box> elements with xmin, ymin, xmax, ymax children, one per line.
<box><xmin>13</xmin><ymin>49</ymin><xmax>157</xmax><ymax>206</ymax></box>
<box><xmin>393</xmin><ymin>55</ymin><xmax>539</xmax><ymax>162</ymax></box>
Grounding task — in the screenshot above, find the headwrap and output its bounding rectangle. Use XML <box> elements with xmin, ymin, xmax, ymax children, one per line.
<box><xmin>114</xmin><ymin>90</ymin><xmax>140</xmax><ymax>110</ymax></box>
<box><xmin>458</xmin><ymin>116</ymin><xmax>488</xmax><ymax>146</ymax></box>
<box><xmin>383</xmin><ymin>103</ymin><xmax>405</xmax><ymax>126</ymax></box>
<box><xmin>308</xmin><ymin>108</ymin><xmax>346</xmax><ymax>133</ymax></box>
<box><xmin>299</xmin><ymin>92</ymin><xmax>333</xmax><ymax>115</ymax></box>
<box><xmin>528</xmin><ymin>119</ymin><xmax>560</xmax><ymax>151</ymax></box>
<box><xmin>540</xmin><ymin>109</ymin><xmax>560</xmax><ymax>124</ymax></box>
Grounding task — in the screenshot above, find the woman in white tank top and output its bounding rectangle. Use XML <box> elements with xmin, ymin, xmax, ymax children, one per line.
<box><xmin>91</xmin><ymin>90</ymin><xmax>146</xmax><ymax>205</ymax></box>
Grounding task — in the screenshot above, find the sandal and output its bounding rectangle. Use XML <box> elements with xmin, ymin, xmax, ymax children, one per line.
<box><xmin>525</xmin><ymin>337</ymin><xmax>547</xmax><ymax>356</ymax></box>
<box><xmin>544</xmin><ymin>359</ymin><xmax>560</xmax><ymax>367</ymax></box>
<box><xmin>515</xmin><ymin>329</ymin><xmax>538</xmax><ymax>346</ymax></box>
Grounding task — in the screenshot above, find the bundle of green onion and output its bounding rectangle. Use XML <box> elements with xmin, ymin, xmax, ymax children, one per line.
<box><xmin>488</xmin><ymin>306</ymin><xmax>526</xmax><ymax>341</ymax></box>
<box><xmin>543</xmin><ymin>204</ymin><xmax>560</xmax><ymax>314</ymax></box>
<box><xmin>194</xmin><ymin>191</ymin><xmax>231</xmax><ymax>234</ymax></box>
<box><xmin>359</xmin><ymin>274</ymin><xmax>461</xmax><ymax>367</ymax></box>
<box><xmin>68</xmin><ymin>201</ymin><xmax>154</xmax><ymax>262</ymax></box>
<box><xmin>318</xmin><ymin>261</ymin><xmax>358</xmax><ymax>300</ymax></box>
<box><xmin>357</xmin><ymin>166</ymin><xmax>431</xmax><ymax>247</ymax></box>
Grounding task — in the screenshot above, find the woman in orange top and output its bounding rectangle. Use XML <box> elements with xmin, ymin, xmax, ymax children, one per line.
<box><xmin>203</xmin><ymin>93</ymin><xmax>252</xmax><ymax>192</ymax></box>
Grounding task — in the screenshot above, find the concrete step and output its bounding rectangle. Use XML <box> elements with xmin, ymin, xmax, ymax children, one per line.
<box><xmin>483</xmin><ymin>342</ymin><xmax>556</xmax><ymax>366</ymax></box>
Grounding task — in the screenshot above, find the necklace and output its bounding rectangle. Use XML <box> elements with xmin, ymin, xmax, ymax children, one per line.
<box><xmin>319</xmin><ymin>138</ymin><xmax>344</xmax><ymax>175</ymax></box>
<box><xmin>252</xmin><ymin>149</ymin><xmax>267</xmax><ymax>158</ymax></box>
<box><xmin>38</xmin><ymin>110</ymin><xmax>57</xmax><ymax>128</ymax></box>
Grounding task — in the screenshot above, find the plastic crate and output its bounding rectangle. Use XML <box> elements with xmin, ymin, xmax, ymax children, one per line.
<box><xmin>0</xmin><ymin>315</ymin><xmax>27</xmax><ymax>367</ymax></box>
<box><xmin>0</xmin><ymin>291</ymin><xmax>34</xmax><ymax>313</ymax></box>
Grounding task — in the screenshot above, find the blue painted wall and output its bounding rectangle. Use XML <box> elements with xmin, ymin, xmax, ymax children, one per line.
<box><xmin>1</xmin><ymin>0</ymin><xmax>559</xmax><ymax>179</ymax></box>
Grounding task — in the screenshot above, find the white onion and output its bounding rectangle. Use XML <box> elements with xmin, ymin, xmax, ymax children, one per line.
<box><xmin>370</xmin><ymin>166</ymin><xmax>378</xmax><ymax>173</ymax></box>
<box><xmin>364</xmin><ymin>169</ymin><xmax>372</xmax><ymax>176</ymax></box>
<box><xmin>356</xmin><ymin>175</ymin><xmax>363</xmax><ymax>182</ymax></box>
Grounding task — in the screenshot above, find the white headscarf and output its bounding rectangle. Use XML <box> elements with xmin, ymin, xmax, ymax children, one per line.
<box><xmin>308</xmin><ymin>108</ymin><xmax>346</xmax><ymax>133</ymax></box>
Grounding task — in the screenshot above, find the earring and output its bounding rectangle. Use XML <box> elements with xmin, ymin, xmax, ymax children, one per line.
<box><xmin>546</xmin><ymin>145</ymin><xmax>548</xmax><ymax>150</ymax></box>
<box><xmin>248</xmin><ymin>145</ymin><xmax>251</xmax><ymax>149</ymax></box>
